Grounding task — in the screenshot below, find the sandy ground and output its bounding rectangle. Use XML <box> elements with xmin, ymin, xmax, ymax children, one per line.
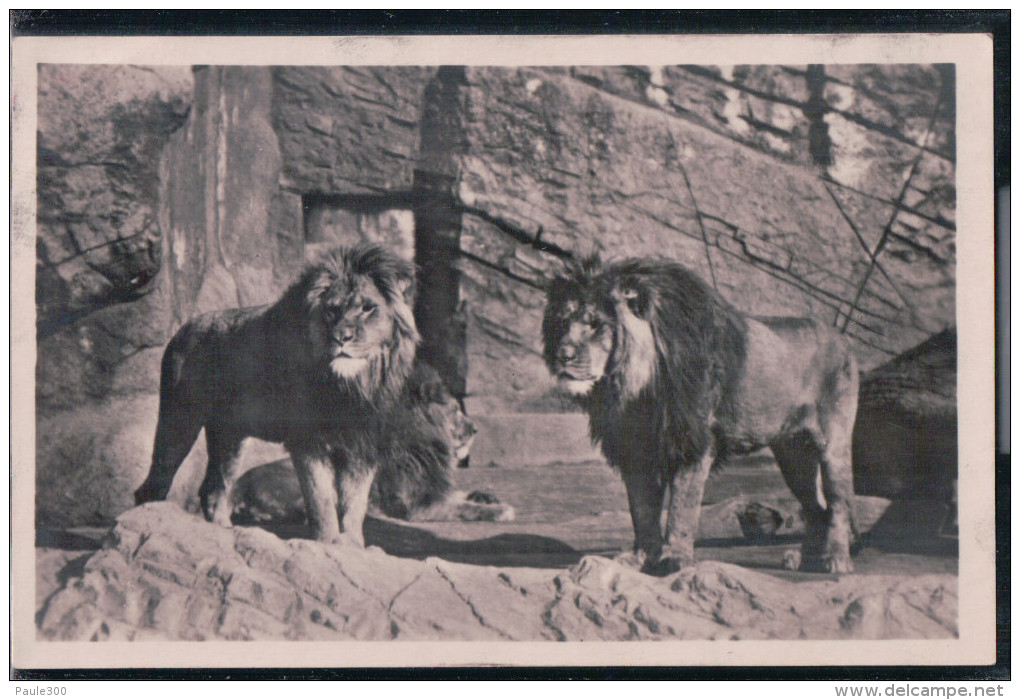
<box><xmin>36</xmin><ymin>454</ymin><xmax>957</xmax><ymax>613</ymax></box>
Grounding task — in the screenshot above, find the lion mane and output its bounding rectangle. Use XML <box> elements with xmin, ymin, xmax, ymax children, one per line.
<box><xmin>134</xmin><ymin>242</ymin><xmax>419</xmax><ymax>546</ymax></box>
<box><xmin>586</xmin><ymin>257</ymin><xmax>747</xmax><ymax>471</ymax></box>
<box><xmin>372</xmin><ymin>363</ymin><xmax>514</xmax><ymax>523</ymax></box>
<box><xmin>544</xmin><ymin>254</ymin><xmax>859</xmax><ymax>575</ymax></box>
<box><xmin>371</xmin><ymin>362</ymin><xmax>474</xmax><ymax>519</ymax></box>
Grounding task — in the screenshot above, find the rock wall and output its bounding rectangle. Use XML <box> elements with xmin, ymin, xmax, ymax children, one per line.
<box><xmin>33</xmin><ymin>63</ymin><xmax>956</xmax><ymax>526</ymax></box>
<box><xmin>415</xmin><ymin>65</ymin><xmax>955</xmax><ymax>413</ymax></box>
<box><xmin>36</xmin><ymin>65</ymin><xmax>192</xmax><ymax>412</ymax></box>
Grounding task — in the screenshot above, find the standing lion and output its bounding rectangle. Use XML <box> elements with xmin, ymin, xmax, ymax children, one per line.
<box><xmin>134</xmin><ymin>243</ymin><xmax>419</xmax><ymax>547</ymax></box>
<box><xmin>543</xmin><ymin>255</ymin><xmax>859</xmax><ymax>575</ymax></box>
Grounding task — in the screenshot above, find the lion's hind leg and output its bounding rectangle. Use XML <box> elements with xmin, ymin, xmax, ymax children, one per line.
<box><xmin>134</xmin><ymin>394</ymin><xmax>204</xmax><ymax>506</ymax></box>
<box><xmin>814</xmin><ymin>353</ymin><xmax>859</xmax><ymax>574</ymax></box>
<box><xmin>815</xmin><ymin>439</ymin><xmax>855</xmax><ymax>574</ymax></box>
<box><xmin>770</xmin><ymin>434</ymin><xmax>830</xmax><ymax>572</ymax></box>
<box><xmin>198</xmin><ymin>426</ymin><xmax>245</xmax><ymax>527</ymax></box>
<box><xmin>135</xmin><ymin>335</ymin><xmax>205</xmax><ymax>506</ymax></box>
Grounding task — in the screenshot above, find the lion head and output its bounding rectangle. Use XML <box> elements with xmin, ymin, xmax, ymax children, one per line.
<box><xmin>545</xmin><ymin>254</ymin><xmax>749</xmax><ymax>463</ymax></box>
<box><xmin>542</xmin><ymin>254</ymin><xmax>662</xmax><ymax>399</ymax></box>
<box><xmin>542</xmin><ymin>255</ymin><xmax>615</xmax><ymax>396</ymax></box>
<box><xmin>371</xmin><ymin>363</ymin><xmax>477</xmax><ymax>518</ymax></box>
<box><xmin>405</xmin><ymin>363</ymin><xmax>477</xmax><ymax>468</ymax></box>
<box><xmin>295</xmin><ymin>243</ymin><xmax>420</xmax><ymax>399</ymax></box>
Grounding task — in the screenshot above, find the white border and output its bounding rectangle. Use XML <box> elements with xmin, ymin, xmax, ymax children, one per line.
<box><xmin>11</xmin><ymin>33</ymin><xmax>997</xmax><ymax>669</ymax></box>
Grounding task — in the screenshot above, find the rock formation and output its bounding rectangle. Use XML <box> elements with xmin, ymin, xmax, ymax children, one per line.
<box><xmin>853</xmin><ymin>328</ymin><xmax>957</xmax><ymax>502</ymax></box>
<box><xmin>37</xmin><ymin>503</ymin><xmax>957</xmax><ymax>642</ymax></box>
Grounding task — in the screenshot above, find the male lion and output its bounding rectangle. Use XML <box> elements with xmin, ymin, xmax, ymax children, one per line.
<box><xmin>134</xmin><ymin>243</ymin><xmax>419</xmax><ymax>547</ymax></box>
<box><xmin>543</xmin><ymin>255</ymin><xmax>859</xmax><ymax>575</ymax></box>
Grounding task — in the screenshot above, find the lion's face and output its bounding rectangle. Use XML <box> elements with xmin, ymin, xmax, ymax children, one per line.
<box><xmin>301</xmin><ymin>245</ymin><xmax>419</xmax><ymax>395</ymax></box>
<box><xmin>428</xmin><ymin>394</ymin><xmax>477</xmax><ymax>468</ymax></box>
<box><xmin>411</xmin><ymin>368</ymin><xmax>477</xmax><ymax>468</ymax></box>
<box><xmin>542</xmin><ymin>287</ymin><xmax>614</xmax><ymax>396</ymax></box>
<box><xmin>316</xmin><ymin>274</ymin><xmax>398</xmax><ymax>379</ymax></box>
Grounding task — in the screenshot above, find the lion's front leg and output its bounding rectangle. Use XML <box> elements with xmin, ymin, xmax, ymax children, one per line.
<box><xmin>335</xmin><ymin>461</ymin><xmax>378</xmax><ymax>548</ymax></box>
<box><xmin>292</xmin><ymin>451</ymin><xmax>343</xmax><ymax>545</ymax></box>
<box><xmin>618</xmin><ymin>467</ymin><xmax>666</xmax><ymax>571</ymax></box>
<box><xmin>647</xmin><ymin>447</ymin><xmax>714</xmax><ymax>576</ymax></box>
<box><xmin>817</xmin><ymin>432</ymin><xmax>855</xmax><ymax>575</ymax></box>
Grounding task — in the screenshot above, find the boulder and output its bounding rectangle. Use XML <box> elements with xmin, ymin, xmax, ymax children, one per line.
<box><xmin>36</xmin><ymin>65</ymin><xmax>193</xmax><ymax>333</ymax></box>
<box><xmin>35</xmin><ymin>394</ymin><xmax>162</xmax><ymax>528</ymax></box>
<box><xmin>853</xmin><ymin>328</ymin><xmax>957</xmax><ymax>502</ymax></box>
<box><xmin>37</xmin><ymin>502</ymin><xmax>957</xmax><ymax>642</ymax></box>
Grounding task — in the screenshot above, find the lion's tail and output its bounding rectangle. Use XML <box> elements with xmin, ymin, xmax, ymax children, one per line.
<box><xmin>134</xmin><ymin>333</ymin><xmax>205</xmax><ymax>505</ymax></box>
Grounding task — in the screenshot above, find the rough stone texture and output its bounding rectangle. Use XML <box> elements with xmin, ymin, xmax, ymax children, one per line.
<box><xmin>35</xmin><ymin>67</ymin><xmax>304</xmax><ymax>526</ymax></box>
<box><xmin>36</xmin><ymin>65</ymin><xmax>193</xmax><ymax>413</ymax></box>
<box><xmin>853</xmin><ymin>328</ymin><xmax>957</xmax><ymax>501</ymax></box>
<box><xmin>36</xmin><ymin>65</ymin><xmax>193</xmax><ymax>333</ymax></box>
<box><xmin>160</xmin><ymin>66</ymin><xmax>300</xmax><ymax>328</ymax></box>
<box><xmin>411</xmin><ymin>66</ymin><xmax>956</xmax><ymax>412</ymax></box>
<box><xmin>37</xmin><ymin>503</ymin><xmax>956</xmax><ymax>642</ymax></box>
<box><xmin>36</xmin><ymin>394</ymin><xmax>159</xmax><ymax>528</ymax></box>
<box><xmin>272</xmin><ymin>66</ymin><xmax>435</xmax><ymax>194</ymax></box>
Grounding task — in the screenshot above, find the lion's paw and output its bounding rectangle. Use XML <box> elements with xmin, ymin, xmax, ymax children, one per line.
<box><xmin>822</xmin><ymin>551</ymin><xmax>854</xmax><ymax>575</ymax></box>
<box><xmin>641</xmin><ymin>553</ymin><xmax>694</xmax><ymax>577</ymax></box>
<box><xmin>797</xmin><ymin>549</ymin><xmax>853</xmax><ymax>575</ymax></box>
<box><xmin>200</xmin><ymin>494</ymin><xmax>234</xmax><ymax>528</ymax></box>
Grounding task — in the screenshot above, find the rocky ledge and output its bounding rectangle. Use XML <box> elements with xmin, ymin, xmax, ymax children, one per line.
<box><xmin>37</xmin><ymin>503</ymin><xmax>956</xmax><ymax>642</ymax></box>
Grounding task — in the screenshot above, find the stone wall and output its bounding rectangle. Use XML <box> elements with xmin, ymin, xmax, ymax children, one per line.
<box><xmin>33</xmin><ymin>63</ymin><xmax>956</xmax><ymax>525</ymax></box>
<box><xmin>414</xmin><ymin>65</ymin><xmax>955</xmax><ymax>413</ymax></box>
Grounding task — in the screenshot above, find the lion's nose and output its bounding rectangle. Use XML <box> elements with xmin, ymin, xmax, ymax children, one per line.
<box><xmin>558</xmin><ymin>345</ymin><xmax>577</xmax><ymax>362</ymax></box>
<box><xmin>337</xmin><ymin>327</ymin><xmax>356</xmax><ymax>344</ymax></box>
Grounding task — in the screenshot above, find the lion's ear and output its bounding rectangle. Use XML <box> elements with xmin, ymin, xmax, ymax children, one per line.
<box><xmin>395</xmin><ymin>272</ymin><xmax>415</xmax><ymax>306</ymax></box>
<box><xmin>301</xmin><ymin>268</ymin><xmax>333</xmax><ymax>312</ymax></box>
<box><xmin>615</xmin><ymin>279</ymin><xmax>652</xmax><ymax>319</ymax></box>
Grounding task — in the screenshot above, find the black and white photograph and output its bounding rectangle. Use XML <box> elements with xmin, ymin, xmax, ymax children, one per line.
<box><xmin>11</xmin><ymin>30</ymin><xmax>997</xmax><ymax>670</ymax></box>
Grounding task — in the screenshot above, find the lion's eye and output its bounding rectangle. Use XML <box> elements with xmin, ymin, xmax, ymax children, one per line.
<box><xmin>361</xmin><ymin>302</ymin><xmax>376</xmax><ymax>315</ymax></box>
<box><xmin>588</xmin><ymin>316</ymin><xmax>601</xmax><ymax>330</ymax></box>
